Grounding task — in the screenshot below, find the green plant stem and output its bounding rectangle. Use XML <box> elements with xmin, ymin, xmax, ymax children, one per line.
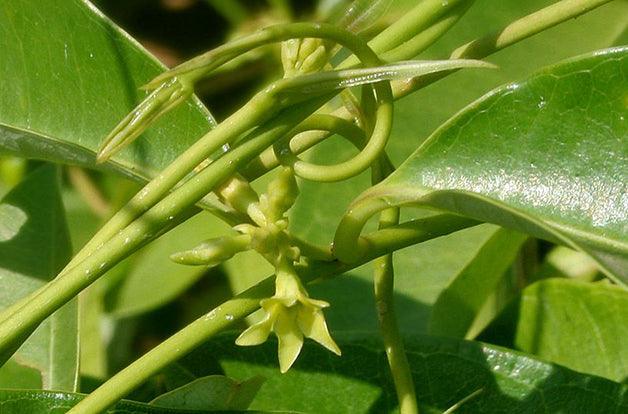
<box><xmin>0</xmin><ymin>23</ymin><xmax>385</xmax><ymax>333</ymax></box>
<box><xmin>0</xmin><ymin>97</ymin><xmax>329</xmax><ymax>363</ymax></box>
<box><xmin>380</xmin><ymin>0</ymin><xmax>474</xmax><ymax>62</ymax></box>
<box><xmin>67</xmin><ymin>213</ymin><xmax>479</xmax><ymax>414</ymax></box>
<box><xmin>243</xmin><ymin>0</ymin><xmax>614</xmax><ymax>179</ymax></box>
<box><xmin>370</xmin><ymin>147</ymin><xmax>417</xmax><ymax>414</ymax></box>
<box><xmin>341</xmin><ymin>0</ymin><xmax>474</xmax><ymax>68</ymax></box>
<box><xmin>394</xmin><ymin>0</ymin><xmax>616</xmax><ymax>98</ymax></box>
<box><xmin>374</xmin><ymin>252</ymin><xmax>418</xmax><ymax>414</ymax></box>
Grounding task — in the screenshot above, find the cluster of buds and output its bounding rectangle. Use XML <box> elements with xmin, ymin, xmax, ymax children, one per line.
<box><xmin>171</xmin><ymin>168</ymin><xmax>340</xmax><ymax>372</ymax></box>
<box><xmin>281</xmin><ymin>37</ymin><xmax>330</xmax><ymax>77</ymax></box>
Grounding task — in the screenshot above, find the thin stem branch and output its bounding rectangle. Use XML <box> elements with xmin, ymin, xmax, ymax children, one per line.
<box><xmin>67</xmin><ymin>213</ymin><xmax>479</xmax><ymax>413</ymax></box>
<box><xmin>66</xmin><ymin>166</ymin><xmax>110</xmax><ymax>218</ymax></box>
<box><xmin>374</xmin><ymin>209</ymin><xmax>418</xmax><ymax>414</ymax></box>
<box><xmin>374</xmin><ymin>255</ymin><xmax>419</xmax><ymax>414</ymax></box>
<box><xmin>394</xmin><ymin>0</ymin><xmax>615</xmax><ymax>98</ymax></box>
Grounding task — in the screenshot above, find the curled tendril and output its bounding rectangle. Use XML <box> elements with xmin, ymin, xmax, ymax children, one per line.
<box><xmin>97</xmin><ymin>22</ymin><xmax>383</xmax><ymax>164</ymax></box>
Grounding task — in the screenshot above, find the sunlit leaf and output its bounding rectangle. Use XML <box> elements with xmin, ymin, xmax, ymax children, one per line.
<box><xmin>341</xmin><ymin>47</ymin><xmax>628</xmax><ymax>284</ymax></box>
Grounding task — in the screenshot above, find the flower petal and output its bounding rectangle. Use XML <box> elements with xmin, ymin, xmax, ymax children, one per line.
<box><xmin>298</xmin><ymin>308</ymin><xmax>341</xmax><ymax>356</ymax></box>
<box><xmin>235</xmin><ymin>317</ymin><xmax>273</xmax><ymax>346</ymax></box>
<box><xmin>275</xmin><ymin>308</ymin><xmax>304</xmax><ymax>373</ymax></box>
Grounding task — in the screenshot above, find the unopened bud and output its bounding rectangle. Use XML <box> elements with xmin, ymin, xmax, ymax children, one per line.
<box><xmin>261</xmin><ymin>168</ymin><xmax>298</xmax><ymax>222</ymax></box>
<box><xmin>216</xmin><ymin>175</ymin><xmax>266</xmax><ymax>226</ymax></box>
<box><xmin>170</xmin><ymin>234</ymin><xmax>251</xmax><ymax>266</ymax></box>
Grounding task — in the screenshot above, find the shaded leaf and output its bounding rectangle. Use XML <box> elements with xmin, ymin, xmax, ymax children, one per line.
<box><xmin>428</xmin><ymin>228</ymin><xmax>527</xmax><ymax>338</ymax></box>
<box><xmin>0</xmin><ymin>389</ymin><xmax>296</xmax><ymax>414</ymax></box>
<box><xmin>177</xmin><ymin>333</ymin><xmax>628</xmax><ymax>413</ymax></box>
<box><xmin>0</xmin><ymin>165</ymin><xmax>78</xmax><ymax>390</ymax></box>
<box><xmin>515</xmin><ymin>278</ymin><xmax>628</xmax><ymax>383</ymax></box>
<box><xmin>151</xmin><ymin>375</ymin><xmax>265</xmax><ymax>411</ymax></box>
<box><xmin>104</xmin><ymin>211</ymin><xmax>230</xmax><ymax>318</ymax></box>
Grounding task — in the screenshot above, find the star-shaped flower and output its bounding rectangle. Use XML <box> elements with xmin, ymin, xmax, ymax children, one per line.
<box><xmin>235</xmin><ymin>257</ymin><xmax>340</xmax><ymax>373</ymax></box>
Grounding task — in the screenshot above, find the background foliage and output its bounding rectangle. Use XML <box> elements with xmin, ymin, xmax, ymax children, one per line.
<box><xmin>0</xmin><ymin>0</ymin><xmax>626</xmax><ymax>412</ymax></box>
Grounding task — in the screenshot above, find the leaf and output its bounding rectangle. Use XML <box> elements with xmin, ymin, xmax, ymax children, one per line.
<box><xmin>0</xmin><ymin>389</ymin><xmax>297</xmax><ymax>414</ymax></box>
<box><xmin>175</xmin><ymin>333</ymin><xmax>628</xmax><ymax>413</ymax></box>
<box><xmin>0</xmin><ymin>359</ymin><xmax>42</xmax><ymax>389</ymax></box>
<box><xmin>428</xmin><ymin>228</ymin><xmax>527</xmax><ymax>338</ymax></box>
<box><xmin>346</xmin><ymin>47</ymin><xmax>628</xmax><ymax>284</ymax></box>
<box><xmin>0</xmin><ymin>0</ymin><xmax>215</xmax><ymax>182</ymax></box>
<box><xmin>514</xmin><ymin>278</ymin><xmax>628</xmax><ymax>383</ymax></box>
<box><xmin>151</xmin><ymin>375</ymin><xmax>265</xmax><ymax>411</ymax></box>
<box><xmin>0</xmin><ymin>165</ymin><xmax>78</xmax><ymax>391</ymax></box>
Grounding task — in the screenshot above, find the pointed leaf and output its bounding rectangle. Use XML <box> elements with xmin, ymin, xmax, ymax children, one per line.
<box><xmin>278</xmin><ymin>59</ymin><xmax>495</xmax><ymax>98</ymax></box>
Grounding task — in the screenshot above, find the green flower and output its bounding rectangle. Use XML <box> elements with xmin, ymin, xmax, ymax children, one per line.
<box><xmin>236</xmin><ymin>257</ymin><xmax>340</xmax><ymax>373</ymax></box>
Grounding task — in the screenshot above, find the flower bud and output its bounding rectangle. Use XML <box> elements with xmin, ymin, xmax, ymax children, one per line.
<box><xmin>261</xmin><ymin>168</ymin><xmax>299</xmax><ymax>222</ymax></box>
<box><xmin>281</xmin><ymin>38</ymin><xmax>329</xmax><ymax>77</ymax></box>
<box><xmin>170</xmin><ymin>234</ymin><xmax>251</xmax><ymax>266</ymax></box>
<box><xmin>216</xmin><ymin>175</ymin><xmax>266</xmax><ymax>226</ymax></box>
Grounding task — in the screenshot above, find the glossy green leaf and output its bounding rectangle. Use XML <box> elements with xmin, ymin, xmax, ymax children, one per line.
<box><xmin>0</xmin><ymin>389</ymin><xmax>295</xmax><ymax>414</ymax></box>
<box><xmin>0</xmin><ymin>0</ymin><xmax>215</xmax><ymax>181</ymax></box>
<box><xmin>151</xmin><ymin>375</ymin><xmax>265</xmax><ymax>411</ymax></box>
<box><xmin>428</xmin><ymin>228</ymin><xmax>527</xmax><ymax>338</ymax></box>
<box><xmin>515</xmin><ymin>278</ymin><xmax>628</xmax><ymax>383</ymax></box>
<box><xmin>352</xmin><ymin>47</ymin><xmax>627</xmax><ymax>284</ymax></box>
<box><xmin>0</xmin><ymin>165</ymin><xmax>78</xmax><ymax>390</ymax></box>
<box><xmin>176</xmin><ymin>333</ymin><xmax>628</xmax><ymax>413</ymax></box>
